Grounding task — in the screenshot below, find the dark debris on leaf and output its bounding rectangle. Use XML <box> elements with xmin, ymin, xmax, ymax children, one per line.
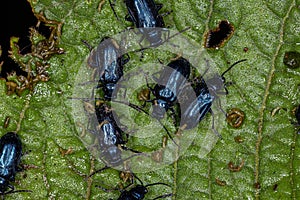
<box><xmin>226</xmin><ymin>108</ymin><xmax>245</xmax><ymax>128</ymax></box>
<box><xmin>283</xmin><ymin>51</ymin><xmax>300</xmax><ymax>69</ymax></box>
<box><xmin>3</xmin><ymin>12</ymin><xmax>64</xmax><ymax>96</ymax></box>
<box><xmin>204</xmin><ymin>20</ymin><xmax>234</xmax><ymax>49</ymax></box>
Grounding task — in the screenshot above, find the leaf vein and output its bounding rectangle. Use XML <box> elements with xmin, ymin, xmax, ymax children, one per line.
<box><xmin>254</xmin><ymin>1</ymin><xmax>296</xmax><ymax>199</ymax></box>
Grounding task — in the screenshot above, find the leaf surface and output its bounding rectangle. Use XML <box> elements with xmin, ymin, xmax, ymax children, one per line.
<box><xmin>1</xmin><ymin>0</ymin><xmax>299</xmax><ymax>199</ymax></box>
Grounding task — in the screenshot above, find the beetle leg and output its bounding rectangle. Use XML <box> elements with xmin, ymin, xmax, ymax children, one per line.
<box><xmin>108</xmin><ymin>0</ymin><xmax>120</xmax><ymax>21</ymax></box>
<box><xmin>209</xmin><ymin>109</ymin><xmax>223</xmax><ymax>139</ymax></box>
<box><xmin>6</xmin><ymin>184</ymin><xmax>14</xmax><ymax>192</ymax></box>
<box><xmin>88</xmin><ymin>165</ymin><xmax>111</xmax><ymax>179</ymax></box>
<box><xmin>222</xmin><ymin>81</ymin><xmax>235</xmax><ymax>95</ymax></box>
<box><xmin>119</xmin><ymin>53</ymin><xmax>130</xmax><ymax>66</ymax></box>
<box><xmin>125</xmin><ymin>14</ymin><xmax>133</xmax><ymax>22</ymax></box>
<box><xmin>162</xmin><ymin>28</ymin><xmax>170</xmax><ymax>43</ymax></box>
<box><xmin>169</xmin><ymin>107</ymin><xmax>178</xmax><ymax>127</ymax></box>
<box><xmin>81</xmin><ymin>39</ymin><xmax>93</xmax><ymax>52</ymax></box>
<box><xmin>159</xmin><ymin>10</ymin><xmax>173</xmax><ymax>17</ymax></box>
<box><xmin>161</xmin><ymin>27</ymin><xmax>192</xmax><ymax>49</ymax></box>
<box><xmin>215</xmin><ymin>97</ymin><xmax>227</xmax><ymax>116</ymax></box>
<box><xmin>140</xmin><ymin>101</ymin><xmax>147</xmax><ymax>108</ymax></box>
<box><xmin>155</xmin><ymin>3</ymin><xmax>163</xmax><ymax>11</ymax></box>
<box><xmin>120</xmin><ymin>145</ymin><xmax>141</xmax><ymax>153</ymax></box>
<box><xmin>137</xmin><ymin>35</ymin><xmax>147</xmax><ymax>59</ymax></box>
<box><xmin>16</xmin><ymin>165</ymin><xmax>24</xmax><ymax>173</ymax></box>
<box><xmin>219</xmin><ymin>89</ymin><xmax>228</xmax><ymax>95</ymax></box>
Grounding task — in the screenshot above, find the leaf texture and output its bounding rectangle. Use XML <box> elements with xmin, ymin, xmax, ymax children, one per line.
<box><xmin>0</xmin><ymin>0</ymin><xmax>299</xmax><ymax>199</ymax></box>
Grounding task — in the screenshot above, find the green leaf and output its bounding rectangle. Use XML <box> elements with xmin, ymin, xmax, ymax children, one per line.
<box><xmin>1</xmin><ymin>0</ymin><xmax>299</xmax><ymax>199</ymax></box>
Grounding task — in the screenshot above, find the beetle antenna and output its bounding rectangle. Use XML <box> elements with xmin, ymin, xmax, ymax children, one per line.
<box><xmin>132</xmin><ymin>173</ymin><xmax>144</xmax><ymax>186</ymax></box>
<box><xmin>221</xmin><ymin>59</ymin><xmax>247</xmax><ymax>77</ymax></box>
<box><xmin>162</xmin><ymin>26</ymin><xmax>190</xmax><ymax>44</ymax></box>
<box><xmin>200</xmin><ymin>64</ymin><xmax>210</xmax><ymax>78</ymax></box>
<box><xmin>112</xmin><ymin>99</ymin><xmax>179</xmax><ymax>146</ymax></box>
<box><xmin>108</xmin><ymin>0</ymin><xmax>120</xmax><ymax>21</ymax></box>
<box><xmin>158</xmin><ymin>119</ymin><xmax>178</xmax><ymax>146</ymax></box>
<box><xmin>144</xmin><ymin>182</ymin><xmax>172</xmax><ymax>200</ymax></box>
<box><xmin>88</xmin><ymin>165</ymin><xmax>110</xmax><ymax>178</ymax></box>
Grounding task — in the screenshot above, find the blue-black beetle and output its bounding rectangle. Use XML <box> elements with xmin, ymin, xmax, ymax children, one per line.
<box><xmin>86</xmin><ymin>102</ymin><xmax>144</xmax><ymax>179</ymax></box>
<box><xmin>95</xmin><ymin>102</ymin><xmax>126</xmax><ymax>166</ymax></box>
<box><xmin>84</xmin><ymin>37</ymin><xmax>130</xmax><ymax>100</ymax></box>
<box><xmin>0</xmin><ymin>132</ymin><xmax>31</xmax><ymax>196</ymax></box>
<box><xmin>144</xmin><ymin>57</ymin><xmax>191</xmax><ymax>121</ymax></box>
<box><xmin>180</xmin><ymin>59</ymin><xmax>247</xmax><ymax>138</ymax></box>
<box><xmin>94</xmin><ymin>102</ymin><xmax>141</xmax><ymax>166</ymax></box>
<box><xmin>109</xmin><ymin>0</ymin><xmax>168</xmax><ymax>47</ymax></box>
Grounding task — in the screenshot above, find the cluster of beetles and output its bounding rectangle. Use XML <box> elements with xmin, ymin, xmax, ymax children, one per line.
<box><xmin>1</xmin><ymin>0</ymin><xmax>298</xmax><ymax>199</ymax></box>
<box><xmin>79</xmin><ymin>0</ymin><xmax>248</xmax><ymax>199</ymax></box>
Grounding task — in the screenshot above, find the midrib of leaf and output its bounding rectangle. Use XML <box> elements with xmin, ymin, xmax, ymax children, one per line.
<box><xmin>255</xmin><ymin>1</ymin><xmax>296</xmax><ymax>199</ymax></box>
